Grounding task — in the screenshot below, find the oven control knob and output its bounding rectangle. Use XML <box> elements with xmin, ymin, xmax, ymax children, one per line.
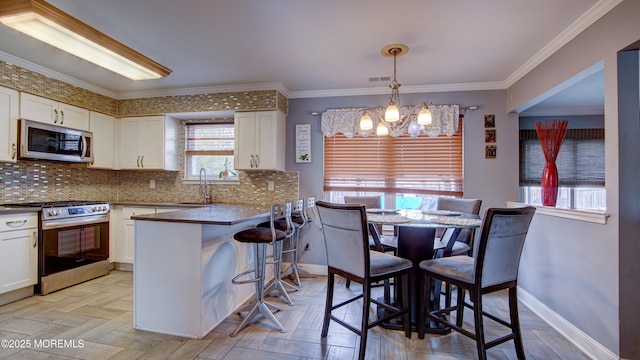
<box><xmin>92</xmin><ymin>207</ymin><xmax>98</xmax><ymax>212</ymax></box>
<box><xmin>48</xmin><ymin>210</ymin><xmax>54</xmax><ymax>216</ymax></box>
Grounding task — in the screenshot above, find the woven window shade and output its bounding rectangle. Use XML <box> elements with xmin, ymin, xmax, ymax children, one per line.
<box><xmin>324</xmin><ymin>117</ymin><xmax>463</xmax><ymax>196</ymax></box>
<box><xmin>185</xmin><ymin>123</ymin><xmax>234</xmax><ymax>156</ymax></box>
<box><xmin>519</xmin><ymin>128</ymin><xmax>604</xmax><ymax>186</ymax></box>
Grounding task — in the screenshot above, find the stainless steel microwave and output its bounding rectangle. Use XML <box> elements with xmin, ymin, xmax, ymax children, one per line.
<box><xmin>18</xmin><ymin>119</ymin><xmax>93</xmax><ymax>163</ymax></box>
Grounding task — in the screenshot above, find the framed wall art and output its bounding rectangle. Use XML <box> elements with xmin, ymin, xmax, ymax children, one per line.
<box><xmin>484</xmin><ymin>114</ymin><xmax>495</xmax><ymax>128</ymax></box>
<box><xmin>485</xmin><ymin>145</ymin><xmax>497</xmax><ymax>159</ymax></box>
<box><xmin>485</xmin><ymin>129</ymin><xmax>496</xmax><ymax>143</ymax></box>
<box><xmin>295</xmin><ymin>124</ymin><xmax>311</xmax><ymax>163</ymax></box>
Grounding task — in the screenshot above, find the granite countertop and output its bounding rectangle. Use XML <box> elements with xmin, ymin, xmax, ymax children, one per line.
<box><xmin>111</xmin><ymin>201</ymin><xmax>207</xmax><ymax>208</ymax></box>
<box><xmin>130</xmin><ymin>203</ymin><xmax>271</xmax><ymax>225</ymax></box>
<box><xmin>0</xmin><ymin>206</ymin><xmax>41</xmax><ymax>215</ymax></box>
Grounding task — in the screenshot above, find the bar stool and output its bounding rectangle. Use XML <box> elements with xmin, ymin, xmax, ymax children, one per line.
<box><xmin>230</xmin><ymin>202</ymin><xmax>292</xmax><ymax>336</ymax></box>
<box><xmin>295</xmin><ymin>197</ymin><xmax>318</xmax><ymax>279</ymax></box>
<box><xmin>280</xmin><ymin>199</ymin><xmax>307</xmax><ymax>288</ymax></box>
<box><xmin>257</xmin><ymin>202</ymin><xmax>297</xmax><ymax>304</ymax></box>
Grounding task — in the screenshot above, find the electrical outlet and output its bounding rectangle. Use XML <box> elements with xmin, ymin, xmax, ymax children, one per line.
<box><xmin>149</xmin><ymin>179</ymin><xmax>155</xmax><ymax>189</ymax></box>
<box><xmin>267</xmin><ymin>181</ymin><xmax>274</xmax><ymax>191</ymax></box>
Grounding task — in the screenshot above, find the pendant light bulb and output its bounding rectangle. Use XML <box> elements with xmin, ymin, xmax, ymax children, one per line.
<box><xmin>385</xmin><ymin>102</ymin><xmax>400</xmax><ymax>123</ymax></box>
<box><xmin>360</xmin><ymin>114</ymin><xmax>373</xmax><ymax>131</ymax></box>
<box><xmin>417</xmin><ymin>107</ymin><xmax>432</xmax><ymax>125</ymax></box>
<box><xmin>376</xmin><ymin>122</ymin><xmax>388</xmax><ymax>136</ymax></box>
<box><xmin>408</xmin><ymin>120</ymin><xmax>420</xmax><ymax>137</ymax></box>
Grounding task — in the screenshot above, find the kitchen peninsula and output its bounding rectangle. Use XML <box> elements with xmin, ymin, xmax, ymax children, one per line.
<box><xmin>130</xmin><ymin>204</ymin><xmax>270</xmax><ymax>338</ymax></box>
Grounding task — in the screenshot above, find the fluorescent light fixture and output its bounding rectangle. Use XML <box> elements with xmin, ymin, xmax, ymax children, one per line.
<box><xmin>0</xmin><ymin>0</ymin><xmax>171</xmax><ymax>80</ymax></box>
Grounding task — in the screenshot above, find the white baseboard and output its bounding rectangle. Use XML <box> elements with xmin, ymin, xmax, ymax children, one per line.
<box><xmin>518</xmin><ymin>286</ymin><xmax>618</xmax><ymax>360</ymax></box>
<box><xmin>298</xmin><ymin>263</ymin><xmax>327</xmax><ymax>276</ymax></box>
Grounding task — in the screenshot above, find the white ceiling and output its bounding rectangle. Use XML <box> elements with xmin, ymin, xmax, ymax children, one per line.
<box><xmin>0</xmin><ymin>0</ymin><xmax>617</xmax><ymax>113</ymax></box>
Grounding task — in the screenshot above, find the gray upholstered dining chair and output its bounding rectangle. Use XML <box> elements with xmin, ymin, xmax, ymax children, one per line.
<box><xmin>343</xmin><ymin>195</ymin><xmax>397</xmax><ymax>290</ymax></box>
<box><xmin>418</xmin><ymin>206</ymin><xmax>536</xmax><ymax>360</ymax></box>
<box><xmin>343</xmin><ymin>195</ymin><xmax>398</xmax><ymax>252</ymax></box>
<box><xmin>316</xmin><ymin>201</ymin><xmax>412</xmax><ymax>360</ymax></box>
<box><xmin>436</xmin><ymin>197</ymin><xmax>482</xmax><ymax>257</ymax></box>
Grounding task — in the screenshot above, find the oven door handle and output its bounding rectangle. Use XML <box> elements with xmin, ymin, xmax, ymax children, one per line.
<box><xmin>42</xmin><ymin>214</ymin><xmax>110</xmax><ymax>230</ymax></box>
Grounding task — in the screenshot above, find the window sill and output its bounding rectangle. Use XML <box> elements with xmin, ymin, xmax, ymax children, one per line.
<box><xmin>506</xmin><ymin>201</ymin><xmax>609</xmax><ymax>224</ymax></box>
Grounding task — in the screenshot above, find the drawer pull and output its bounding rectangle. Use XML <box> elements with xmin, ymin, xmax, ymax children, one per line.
<box><xmin>5</xmin><ymin>220</ymin><xmax>27</xmax><ymax>227</ymax></box>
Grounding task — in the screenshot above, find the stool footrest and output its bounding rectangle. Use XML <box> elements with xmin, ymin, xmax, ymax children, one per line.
<box><xmin>231</xmin><ymin>269</ymin><xmax>260</xmax><ymax>285</ymax></box>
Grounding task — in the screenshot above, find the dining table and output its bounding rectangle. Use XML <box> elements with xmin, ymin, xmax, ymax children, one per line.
<box><xmin>366</xmin><ymin>208</ymin><xmax>482</xmax><ymax>334</ymax></box>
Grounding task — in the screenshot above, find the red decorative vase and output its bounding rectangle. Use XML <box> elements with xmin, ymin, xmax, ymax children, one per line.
<box><xmin>541</xmin><ymin>162</ymin><xmax>559</xmax><ymax>206</ymax></box>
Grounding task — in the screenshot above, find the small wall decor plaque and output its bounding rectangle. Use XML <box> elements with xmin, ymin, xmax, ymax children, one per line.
<box><xmin>485</xmin><ymin>129</ymin><xmax>496</xmax><ymax>143</ymax></box>
<box><xmin>484</xmin><ymin>114</ymin><xmax>495</xmax><ymax>128</ymax></box>
<box><xmin>485</xmin><ymin>145</ymin><xmax>497</xmax><ymax>159</ymax></box>
<box><xmin>296</xmin><ymin>124</ymin><xmax>311</xmax><ymax>163</ymax></box>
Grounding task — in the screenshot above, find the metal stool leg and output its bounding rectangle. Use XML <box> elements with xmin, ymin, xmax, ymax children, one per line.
<box><xmin>265</xmin><ymin>239</ymin><xmax>295</xmax><ymax>305</ymax></box>
<box><xmin>281</xmin><ymin>227</ymin><xmax>302</xmax><ymax>288</ymax></box>
<box><xmin>231</xmin><ymin>242</ymin><xmax>287</xmax><ymax>336</ymax></box>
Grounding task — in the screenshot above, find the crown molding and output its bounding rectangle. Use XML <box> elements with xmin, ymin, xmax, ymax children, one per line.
<box><xmin>0</xmin><ymin>50</ymin><xmax>118</xmax><ymax>98</ymax></box>
<box><xmin>288</xmin><ymin>81</ymin><xmax>506</xmax><ymax>99</ymax></box>
<box><xmin>504</xmin><ymin>0</ymin><xmax>623</xmax><ymax>88</ymax></box>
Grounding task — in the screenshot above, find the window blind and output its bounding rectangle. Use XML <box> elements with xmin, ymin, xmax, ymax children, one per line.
<box><xmin>324</xmin><ymin>117</ymin><xmax>463</xmax><ymax>196</ymax></box>
<box><xmin>519</xmin><ymin>128</ymin><xmax>604</xmax><ymax>186</ymax></box>
<box><xmin>185</xmin><ymin>123</ymin><xmax>234</xmax><ymax>156</ymax></box>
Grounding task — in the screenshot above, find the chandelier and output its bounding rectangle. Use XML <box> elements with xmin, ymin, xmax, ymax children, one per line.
<box><xmin>360</xmin><ymin>44</ymin><xmax>433</xmax><ymax>137</ymax></box>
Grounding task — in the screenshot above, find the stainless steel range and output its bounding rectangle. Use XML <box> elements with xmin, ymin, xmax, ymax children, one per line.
<box><xmin>7</xmin><ymin>201</ymin><xmax>110</xmax><ymax>295</ymax></box>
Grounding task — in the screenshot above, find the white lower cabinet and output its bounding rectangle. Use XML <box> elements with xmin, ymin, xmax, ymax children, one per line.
<box><xmin>0</xmin><ymin>213</ymin><xmax>38</xmax><ymax>294</ymax></box>
<box><xmin>112</xmin><ymin>206</ymin><xmax>184</xmax><ymax>265</ymax></box>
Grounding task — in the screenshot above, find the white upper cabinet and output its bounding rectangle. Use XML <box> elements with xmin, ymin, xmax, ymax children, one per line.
<box><xmin>234</xmin><ymin>110</ymin><xmax>286</xmax><ymax>171</ymax></box>
<box><xmin>0</xmin><ymin>86</ymin><xmax>19</xmax><ymax>163</ymax></box>
<box><xmin>20</xmin><ymin>93</ymin><xmax>89</xmax><ymax>131</ymax></box>
<box><xmin>89</xmin><ymin>111</ymin><xmax>115</xmax><ymax>169</ymax></box>
<box><xmin>118</xmin><ymin>115</ymin><xmax>179</xmax><ymax>171</ymax></box>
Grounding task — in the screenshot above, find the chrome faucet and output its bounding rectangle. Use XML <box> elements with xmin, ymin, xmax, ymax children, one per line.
<box><xmin>199</xmin><ymin>167</ymin><xmax>211</xmax><ymax>203</ymax></box>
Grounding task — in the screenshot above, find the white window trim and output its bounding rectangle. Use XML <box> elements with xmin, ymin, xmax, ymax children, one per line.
<box><xmin>506</xmin><ymin>201</ymin><xmax>609</xmax><ymax>224</ymax></box>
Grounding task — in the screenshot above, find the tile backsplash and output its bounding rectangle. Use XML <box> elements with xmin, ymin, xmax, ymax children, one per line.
<box><xmin>0</xmin><ymin>161</ymin><xmax>298</xmax><ymax>205</ymax></box>
<box><xmin>0</xmin><ymin>58</ymin><xmax>297</xmax><ymax>205</ymax></box>
<box><xmin>0</xmin><ymin>161</ymin><xmax>117</xmax><ymax>204</ymax></box>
